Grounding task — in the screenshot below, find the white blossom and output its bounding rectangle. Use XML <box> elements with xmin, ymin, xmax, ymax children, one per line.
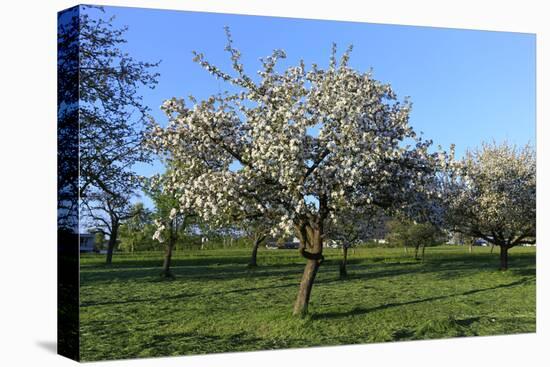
<box><xmin>443</xmin><ymin>142</ymin><xmax>535</xmax><ymax>248</ymax></box>
<box><xmin>145</xmin><ymin>38</ymin><xmax>452</xmax><ymax>244</ymax></box>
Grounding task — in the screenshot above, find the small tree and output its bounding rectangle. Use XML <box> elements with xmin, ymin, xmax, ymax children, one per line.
<box><xmin>242</xmin><ymin>220</ymin><xmax>269</xmax><ymax>267</ymax></box>
<box><xmin>147</xmin><ymin>170</ymin><xmax>194</xmax><ymax>279</ymax></box>
<box><xmin>93</xmin><ymin>231</ymin><xmax>106</xmax><ymax>252</ymax></box>
<box><xmin>85</xmin><ymin>192</ymin><xmax>140</xmax><ymax>264</ymax></box>
<box><xmin>448</xmin><ymin>231</ymin><xmax>476</xmax><ymax>253</ymax></box>
<box><xmin>326</xmin><ymin>207</ymin><xmax>384</xmax><ymax>278</ymax></box>
<box><xmin>147</xmin><ymin>29</ymin><xmax>451</xmax><ymax>316</ymax></box>
<box><xmin>118</xmin><ymin>203</ymin><xmax>153</xmax><ymax>253</ymax></box>
<box><xmin>386</xmin><ymin>219</ymin><xmax>445</xmax><ymax>260</ymax></box>
<box><xmin>444</xmin><ymin>142</ymin><xmax>536</xmax><ymax>270</ymax></box>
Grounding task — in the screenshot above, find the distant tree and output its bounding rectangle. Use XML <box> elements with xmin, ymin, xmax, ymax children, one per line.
<box><xmin>466</xmin><ymin>235</ymin><xmax>476</xmax><ymax>254</ymax></box>
<box><xmin>240</xmin><ymin>219</ymin><xmax>273</xmax><ymax>267</ymax></box>
<box><xmin>147</xmin><ymin>171</ymin><xmax>194</xmax><ymax>279</ymax></box>
<box><xmin>444</xmin><ymin>142</ymin><xmax>536</xmax><ymax>270</ymax></box>
<box><xmin>386</xmin><ymin>219</ymin><xmax>445</xmax><ymax>260</ymax></box>
<box><xmin>118</xmin><ymin>203</ymin><xmax>153</xmax><ymax>253</ymax></box>
<box><xmin>451</xmin><ymin>232</ymin><xmax>476</xmax><ymax>254</ymax></box>
<box><xmin>180</xmin><ymin>219</ymin><xmax>232</xmax><ymax>251</ymax></box>
<box><xmin>93</xmin><ymin>231</ymin><xmax>106</xmax><ymax>252</ymax></box>
<box><xmin>85</xmin><ymin>192</ymin><xmax>142</xmax><ymax>264</ymax></box>
<box><xmin>327</xmin><ymin>207</ymin><xmax>384</xmax><ymax>278</ymax></box>
<box><xmin>147</xmin><ymin>28</ymin><xmax>452</xmax><ymax>316</ymax></box>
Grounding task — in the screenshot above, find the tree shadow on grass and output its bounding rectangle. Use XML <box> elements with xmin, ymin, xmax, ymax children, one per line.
<box><xmin>342</xmin><ymin>252</ymin><xmax>536</xmax><ymax>282</ymax></box>
<box><xmin>141</xmin><ymin>331</ymin><xmax>325</xmax><ymax>357</ymax></box>
<box><xmin>80</xmin><ymin>250</ymin><xmax>535</xmax><ymax>290</ymax></box>
<box><xmin>142</xmin><ymin>331</ymin><xmax>265</xmax><ymax>357</ymax></box>
<box><xmin>454</xmin><ymin>316</ymin><xmax>481</xmax><ymax>327</ymax></box>
<box><xmin>80</xmin><ymin>260</ymin><xmax>535</xmax><ymax>308</ymax></box>
<box><xmin>81</xmin><ymin>252</ymin><xmax>305</xmax><ymax>270</ymax></box>
<box><xmin>424</xmin><ymin>253</ymin><xmax>535</xmax><ymax>280</ymax></box>
<box><xmin>79</xmin><ymin>257</ymin><xmax>249</xmax><ymax>274</ymax></box>
<box><xmin>311</xmin><ymin>277</ymin><xmax>534</xmax><ymax>320</ymax></box>
<box><xmin>79</xmin><ymin>263</ymin><xmax>311</xmax><ymax>285</ymax></box>
<box><xmin>510</xmin><ymin>267</ymin><xmax>536</xmax><ymax>277</ymax></box>
<box><xmin>80</xmin><ymin>281</ymin><xmax>300</xmax><ymax>307</ymax></box>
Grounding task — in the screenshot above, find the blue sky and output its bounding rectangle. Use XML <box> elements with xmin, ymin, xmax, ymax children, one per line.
<box><xmin>87</xmin><ymin>5</ymin><xmax>536</xmax><ymax>207</ymax></box>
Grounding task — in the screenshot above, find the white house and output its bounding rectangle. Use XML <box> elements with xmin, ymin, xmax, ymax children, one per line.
<box><xmin>80</xmin><ymin>233</ymin><xmax>95</xmax><ymax>253</ymax></box>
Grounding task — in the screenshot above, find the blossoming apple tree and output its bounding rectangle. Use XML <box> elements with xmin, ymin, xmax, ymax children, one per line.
<box><xmin>444</xmin><ymin>142</ymin><xmax>536</xmax><ymax>270</ymax></box>
<box><xmin>147</xmin><ymin>28</ymin><xmax>451</xmax><ymax>316</ymax></box>
<box><xmin>145</xmin><ymin>170</ymin><xmax>190</xmax><ymax>279</ymax></box>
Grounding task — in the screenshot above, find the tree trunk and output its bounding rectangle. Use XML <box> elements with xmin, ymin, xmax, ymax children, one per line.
<box><xmin>161</xmin><ymin>238</ymin><xmax>175</xmax><ymax>278</ymax></box>
<box><xmin>339</xmin><ymin>245</ymin><xmax>349</xmax><ymax>278</ymax></box>
<box><xmin>159</xmin><ymin>217</ymin><xmax>180</xmax><ymax>278</ymax></box>
<box><xmin>248</xmin><ymin>235</ymin><xmax>265</xmax><ymax>267</ymax></box>
<box><xmin>490</xmin><ymin>243</ymin><xmax>495</xmax><ymax>253</ymax></box>
<box><xmin>414</xmin><ymin>245</ymin><xmax>420</xmax><ymax>260</ymax></box>
<box><xmin>469</xmin><ymin>243</ymin><xmax>472</xmax><ymax>254</ymax></box>
<box><xmin>499</xmin><ymin>245</ymin><xmax>509</xmax><ymax>271</ymax></box>
<box><xmin>294</xmin><ymin>257</ymin><xmax>321</xmax><ymax>316</ymax></box>
<box><xmin>421</xmin><ymin>244</ymin><xmax>426</xmax><ymax>261</ymax></box>
<box><xmin>293</xmin><ymin>226</ymin><xmax>323</xmax><ymax>317</ymax></box>
<box><xmin>105</xmin><ymin>222</ymin><xmax>118</xmax><ymax>265</ymax></box>
<box><xmin>404</xmin><ymin>246</ymin><xmax>408</xmax><ymax>255</ymax></box>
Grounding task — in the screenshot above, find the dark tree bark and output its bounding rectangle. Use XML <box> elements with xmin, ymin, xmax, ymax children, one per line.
<box><xmin>293</xmin><ymin>255</ymin><xmax>321</xmax><ymax>316</ymax></box>
<box><xmin>161</xmin><ymin>217</ymin><xmax>183</xmax><ymax>279</ymax></box>
<box><xmin>292</xmin><ymin>195</ymin><xmax>329</xmax><ymax>317</ymax></box>
<box><xmin>414</xmin><ymin>244</ymin><xmax>420</xmax><ymax>260</ymax></box>
<box><xmin>105</xmin><ymin>220</ymin><xmax>119</xmax><ymax>265</ymax></box>
<box><xmin>161</xmin><ymin>237</ymin><xmax>175</xmax><ymax>278</ymax></box>
<box><xmin>490</xmin><ymin>243</ymin><xmax>495</xmax><ymax>253</ymax></box>
<box><xmin>86</xmin><ymin>193</ymin><xmax>137</xmax><ymax>266</ymax></box>
<box><xmin>339</xmin><ymin>245</ymin><xmax>349</xmax><ymax>278</ymax></box>
<box><xmin>248</xmin><ymin>234</ymin><xmax>266</xmax><ymax>267</ymax></box>
<box><xmin>499</xmin><ymin>245</ymin><xmax>509</xmax><ymax>271</ymax></box>
<box><xmin>293</xmin><ymin>224</ymin><xmax>324</xmax><ymax>317</ymax></box>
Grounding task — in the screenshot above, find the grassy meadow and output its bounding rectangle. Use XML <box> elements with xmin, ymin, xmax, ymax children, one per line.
<box><xmin>79</xmin><ymin>245</ymin><xmax>536</xmax><ymax>361</ymax></box>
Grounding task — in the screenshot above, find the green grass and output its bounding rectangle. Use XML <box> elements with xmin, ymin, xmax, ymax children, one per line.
<box><xmin>79</xmin><ymin>246</ymin><xmax>536</xmax><ymax>361</ymax></box>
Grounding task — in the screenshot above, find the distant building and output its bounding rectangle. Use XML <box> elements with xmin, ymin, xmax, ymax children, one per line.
<box><xmin>446</xmin><ymin>232</ymin><xmax>465</xmax><ymax>245</ymax></box>
<box><xmin>265</xmin><ymin>242</ymin><xmax>279</xmax><ymax>250</ymax></box>
<box><xmin>473</xmin><ymin>238</ymin><xmax>488</xmax><ymax>246</ymax></box>
<box><xmin>279</xmin><ymin>241</ymin><xmax>300</xmax><ymax>249</ymax></box>
<box><xmin>266</xmin><ymin>236</ymin><xmax>300</xmax><ymax>250</ymax></box>
<box><xmin>80</xmin><ymin>233</ymin><xmax>95</xmax><ymax>253</ymax></box>
<box><xmin>323</xmin><ymin>239</ymin><xmax>338</xmax><ymax>248</ymax></box>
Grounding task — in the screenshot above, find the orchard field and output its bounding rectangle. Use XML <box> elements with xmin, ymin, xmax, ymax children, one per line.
<box><xmin>79</xmin><ymin>246</ymin><xmax>536</xmax><ymax>361</ymax></box>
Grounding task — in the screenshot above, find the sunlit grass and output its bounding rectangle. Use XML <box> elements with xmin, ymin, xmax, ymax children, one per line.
<box><xmin>79</xmin><ymin>245</ymin><xmax>535</xmax><ymax>361</ymax></box>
